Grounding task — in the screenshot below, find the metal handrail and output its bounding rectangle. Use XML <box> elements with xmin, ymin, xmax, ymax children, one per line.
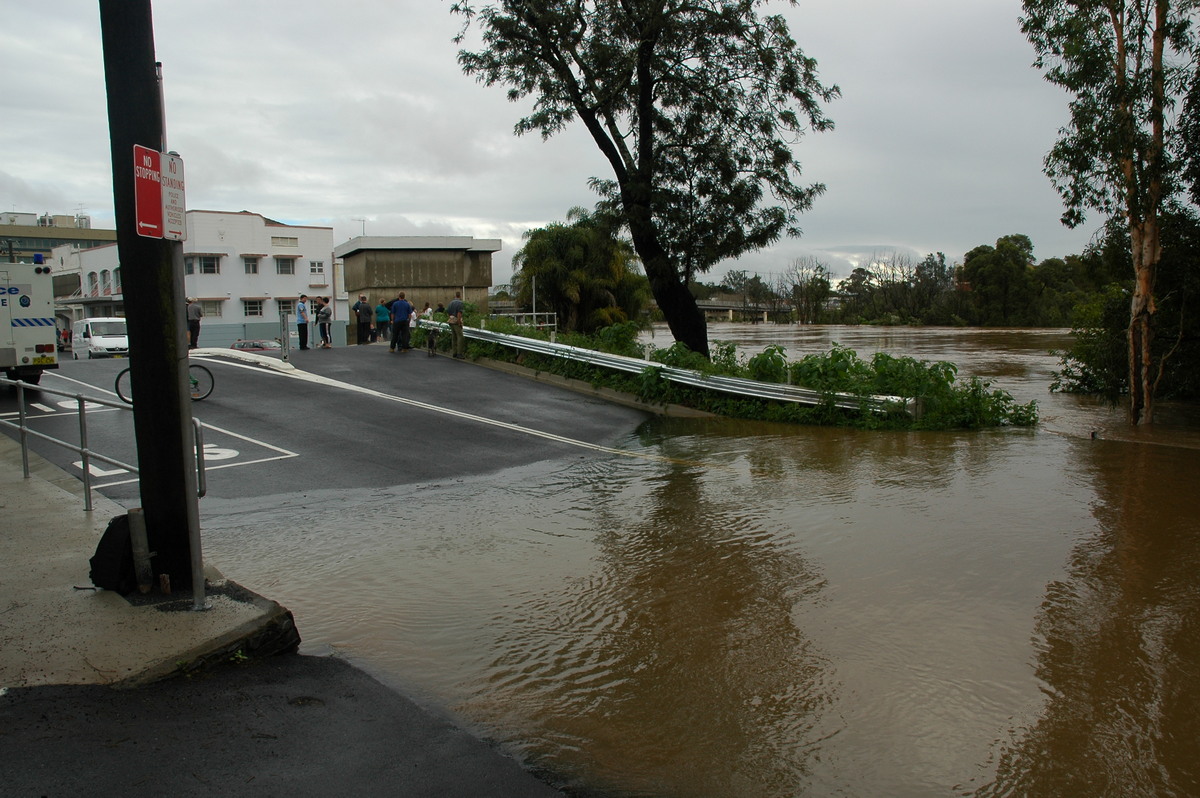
<box><xmin>418</xmin><ymin>321</ymin><xmax>913</xmax><ymax>415</ymax></box>
<box><xmin>3</xmin><ymin>375</ymin><xmax>210</xmax><ymax>609</ymax></box>
<box><xmin>0</xmin><ymin>376</ymin><xmax>207</xmax><ymax>508</ymax></box>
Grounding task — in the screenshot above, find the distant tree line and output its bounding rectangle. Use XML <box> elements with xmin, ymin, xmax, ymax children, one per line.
<box><xmin>679</xmin><ymin>234</ymin><xmax>1113</xmax><ymax>328</ymax></box>
<box><xmin>507</xmin><ymin>207</ymin><xmax>1198</xmax><ymax>405</ymax></box>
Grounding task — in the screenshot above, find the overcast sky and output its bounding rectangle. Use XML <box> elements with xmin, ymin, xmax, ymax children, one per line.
<box><xmin>3</xmin><ymin>0</ymin><xmax>1101</xmax><ymax>286</ymax></box>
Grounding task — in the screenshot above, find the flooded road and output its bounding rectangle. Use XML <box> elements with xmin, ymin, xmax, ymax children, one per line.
<box><xmin>200</xmin><ymin>325</ymin><xmax>1199</xmax><ymax>797</ymax></box>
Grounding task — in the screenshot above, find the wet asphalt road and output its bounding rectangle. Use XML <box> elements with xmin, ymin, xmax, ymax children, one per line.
<box><xmin>7</xmin><ymin>343</ymin><xmax>653</xmax><ymax>505</ymax></box>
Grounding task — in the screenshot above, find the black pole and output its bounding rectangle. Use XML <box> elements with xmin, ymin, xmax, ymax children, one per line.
<box><xmin>99</xmin><ymin>0</ymin><xmax>198</xmax><ymax>592</ymax></box>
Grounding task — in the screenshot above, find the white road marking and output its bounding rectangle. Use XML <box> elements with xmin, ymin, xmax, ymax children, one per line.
<box><xmin>195</xmin><ymin>354</ymin><xmax>683</xmax><ymax>465</ymax></box>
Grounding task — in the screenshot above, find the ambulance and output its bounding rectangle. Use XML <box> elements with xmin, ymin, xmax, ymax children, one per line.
<box><xmin>1</xmin><ymin>256</ymin><xmax>59</xmax><ymax>385</ymax></box>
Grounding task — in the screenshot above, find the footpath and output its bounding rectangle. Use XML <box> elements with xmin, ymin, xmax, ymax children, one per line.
<box><xmin>0</xmin><ymin>431</ymin><xmax>562</xmax><ymax>796</ymax></box>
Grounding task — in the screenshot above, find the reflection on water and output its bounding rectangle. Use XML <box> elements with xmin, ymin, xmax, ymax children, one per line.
<box><xmin>463</xmin><ymin>458</ymin><xmax>832</xmax><ymax>797</ymax></box>
<box><xmin>976</xmin><ymin>440</ymin><xmax>1200</xmax><ymax>797</ymax></box>
<box><xmin>202</xmin><ymin>325</ymin><xmax>1200</xmax><ymax>797</ymax></box>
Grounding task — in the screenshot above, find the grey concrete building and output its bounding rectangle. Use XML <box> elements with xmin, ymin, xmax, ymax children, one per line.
<box><xmin>334</xmin><ymin>236</ymin><xmax>501</xmax><ymax>312</ymax></box>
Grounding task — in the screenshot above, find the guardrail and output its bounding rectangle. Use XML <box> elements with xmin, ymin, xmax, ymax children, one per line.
<box><xmin>0</xmin><ymin>376</ymin><xmax>208</xmax><ymax>511</ymax></box>
<box><xmin>419</xmin><ymin>321</ymin><xmax>914</xmax><ymax>415</ymax></box>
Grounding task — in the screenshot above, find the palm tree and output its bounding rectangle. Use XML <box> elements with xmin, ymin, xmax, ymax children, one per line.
<box><xmin>513</xmin><ymin>208</ymin><xmax>650</xmax><ymax>333</ymax></box>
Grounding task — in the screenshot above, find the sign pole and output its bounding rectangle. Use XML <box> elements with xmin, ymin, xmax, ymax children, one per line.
<box><xmin>99</xmin><ymin>0</ymin><xmax>200</xmax><ymax>594</ymax></box>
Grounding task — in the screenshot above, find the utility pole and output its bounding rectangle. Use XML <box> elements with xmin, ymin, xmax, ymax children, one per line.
<box><xmin>98</xmin><ymin>0</ymin><xmax>200</xmax><ymax>592</ymax></box>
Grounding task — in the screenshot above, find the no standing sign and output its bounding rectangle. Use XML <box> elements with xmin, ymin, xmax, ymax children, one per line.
<box><xmin>133</xmin><ymin>143</ymin><xmax>186</xmax><ymax>241</ymax></box>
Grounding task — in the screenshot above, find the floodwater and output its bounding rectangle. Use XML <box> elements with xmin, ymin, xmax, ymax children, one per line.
<box><xmin>201</xmin><ymin>324</ymin><xmax>1200</xmax><ymax>797</ymax></box>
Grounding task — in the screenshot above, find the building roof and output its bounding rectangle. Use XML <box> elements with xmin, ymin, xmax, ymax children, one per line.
<box><xmin>333</xmin><ymin>236</ymin><xmax>502</xmax><ymax>259</ymax></box>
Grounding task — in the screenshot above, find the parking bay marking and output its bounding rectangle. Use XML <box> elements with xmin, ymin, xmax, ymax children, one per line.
<box><xmin>91</xmin><ymin>422</ymin><xmax>299</xmax><ymax>488</ymax></box>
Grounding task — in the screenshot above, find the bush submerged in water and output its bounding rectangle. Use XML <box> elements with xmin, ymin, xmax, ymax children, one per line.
<box><xmin>473</xmin><ymin>320</ymin><xmax>1037</xmax><ymax>430</ymax></box>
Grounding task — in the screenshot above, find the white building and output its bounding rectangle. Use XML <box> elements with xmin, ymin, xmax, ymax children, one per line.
<box><xmin>54</xmin><ymin>210</ymin><xmax>344</xmax><ymax>346</ymax></box>
<box><xmin>182</xmin><ymin>210</ymin><xmax>340</xmax><ymax>346</ymax></box>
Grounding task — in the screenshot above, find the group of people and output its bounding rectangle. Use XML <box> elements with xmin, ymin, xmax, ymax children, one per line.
<box><xmin>295</xmin><ymin>291</ymin><xmax>466</xmax><ymax>358</ymax></box>
<box><xmin>294</xmin><ymin>295</ymin><xmax>334</xmax><ymax>350</ymax></box>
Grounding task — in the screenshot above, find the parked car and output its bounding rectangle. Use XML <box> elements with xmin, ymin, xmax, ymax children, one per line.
<box><xmin>229</xmin><ymin>339</ymin><xmax>282</xmax><ymax>352</ymax></box>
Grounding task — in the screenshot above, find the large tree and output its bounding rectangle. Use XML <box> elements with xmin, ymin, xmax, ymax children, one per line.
<box><xmin>962</xmin><ymin>234</ymin><xmax>1037</xmax><ymax>326</ymax></box>
<box><xmin>1021</xmin><ymin>0</ymin><xmax>1199</xmax><ymax>424</ymax></box>
<box><xmin>451</xmin><ymin>0</ymin><xmax>838</xmax><ymax>357</ymax></box>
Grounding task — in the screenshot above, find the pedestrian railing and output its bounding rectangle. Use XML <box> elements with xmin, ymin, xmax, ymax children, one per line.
<box><xmin>2</xmin><ymin>375</ymin><xmax>211</xmax><ymax>610</ymax></box>
<box><xmin>418</xmin><ymin>321</ymin><xmax>913</xmax><ymax>415</ymax></box>
<box><xmin>0</xmin><ymin>376</ymin><xmax>208</xmax><ymax>511</ymax></box>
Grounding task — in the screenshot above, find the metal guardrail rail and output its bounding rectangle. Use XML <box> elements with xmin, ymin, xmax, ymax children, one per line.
<box><xmin>420</xmin><ymin>321</ymin><xmax>913</xmax><ymax>415</ymax></box>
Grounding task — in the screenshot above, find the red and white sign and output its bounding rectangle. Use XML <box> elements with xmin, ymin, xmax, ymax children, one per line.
<box><xmin>133</xmin><ymin>144</ymin><xmax>187</xmax><ymax>241</ymax></box>
<box><xmin>133</xmin><ymin>144</ymin><xmax>162</xmax><ymax>238</ymax></box>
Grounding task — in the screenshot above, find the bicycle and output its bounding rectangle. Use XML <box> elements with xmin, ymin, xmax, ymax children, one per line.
<box><xmin>115</xmin><ymin>362</ymin><xmax>214</xmax><ymax>404</ymax></box>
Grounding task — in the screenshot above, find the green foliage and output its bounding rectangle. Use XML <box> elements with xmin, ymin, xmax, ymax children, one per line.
<box><xmin>961</xmin><ymin>235</ymin><xmax>1036</xmax><ymax>326</ymax></box>
<box><xmin>1050</xmin><ymin>207</ymin><xmax>1200</xmax><ymax>403</ymax></box>
<box><xmin>466</xmin><ymin>318</ymin><xmax>1036</xmax><ymax>430</ymax></box>
<box><xmin>1020</xmin><ymin>0</ymin><xmax>1197</xmax><ymax>229</ymax></box>
<box><xmin>1050</xmin><ymin>284</ymin><xmax>1129</xmax><ymax>400</ymax></box>
<box><xmin>512</xmin><ymin>208</ymin><xmax>649</xmax><ymax>334</ymax></box>
<box><xmin>746</xmin><ymin>345</ymin><xmax>788</xmax><ymax>383</ymax></box>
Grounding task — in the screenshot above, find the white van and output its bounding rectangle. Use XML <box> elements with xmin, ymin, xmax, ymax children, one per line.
<box><xmin>72</xmin><ymin>317</ymin><xmax>129</xmax><ymax>359</ymax></box>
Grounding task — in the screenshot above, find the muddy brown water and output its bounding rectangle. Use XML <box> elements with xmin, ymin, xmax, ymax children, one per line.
<box><xmin>202</xmin><ymin>325</ymin><xmax>1199</xmax><ymax>797</ymax></box>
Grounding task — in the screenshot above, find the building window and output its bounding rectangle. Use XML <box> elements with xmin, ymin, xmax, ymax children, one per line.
<box><xmin>200</xmin><ymin>300</ymin><xmax>222</xmax><ymax>318</ymax></box>
<box><xmin>275</xmin><ymin>257</ymin><xmax>295</xmax><ymax>275</ymax></box>
<box><xmin>87</xmin><ymin>273</ymin><xmax>99</xmax><ymax>296</ymax></box>
<box><xmin>309</xmin><ymin>260</ymin><xmax>324</xmax><ymax>275</ymax></box>
<box><xmin>243</xmin><ymin>299</ymin><xmax>264</xmax><ymax>317</ymax></box>
<box><xmin>244</xmin><ymin>257</ymin><xmax>259</xmax><ymax>274</ymax></box>
<box><xmin>100</xmin><ymin>269</ymin><xmax>112</xmax><ymax>295</ymax></box>
<box><xmin>114</xmin><ymin>268</ymin><xmax>122</xmax><ymax>293</ymax></box>
<box><xmin>271</xmin><ymin>236</ymin><xmax>298</xmax><ymax>247</ymax></box>
<box><xmin>185</xmin><ymin>255</ymin><xmax>220</xmax><ymax>274</ymax></box>
<box><xmin>277</xmin><ymin>299</ymin><xmax>295</xmax><ymax>316</ymax></box>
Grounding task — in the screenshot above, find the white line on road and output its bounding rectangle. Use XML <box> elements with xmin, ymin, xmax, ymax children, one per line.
<box><xmin>198</xmin><ymin>354</ymin><xmax>693</xmax><ymax>465</ymax></box>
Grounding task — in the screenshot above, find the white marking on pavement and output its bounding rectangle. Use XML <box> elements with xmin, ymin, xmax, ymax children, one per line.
<box><xmin>198</xmin><ymin>354</ymin><xmax>686</xmax><ymax>464</ymax></box>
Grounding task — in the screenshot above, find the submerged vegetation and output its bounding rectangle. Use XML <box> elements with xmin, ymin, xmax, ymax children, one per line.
<box><xmin>462</xmin><ymin>317</ymin><xmax>1038</xmax><ymax>430</ymax></box>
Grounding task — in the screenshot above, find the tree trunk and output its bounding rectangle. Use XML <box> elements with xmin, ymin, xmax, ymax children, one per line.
<box><xmin>1127</xmin><ymin>221</ymin><xmax>1159</xmax><ymax>425</ymax></box>
<box><xmin>620</xmin><ymin>177</ymin><xmax>710</xmax><ymax>357</ymax></box>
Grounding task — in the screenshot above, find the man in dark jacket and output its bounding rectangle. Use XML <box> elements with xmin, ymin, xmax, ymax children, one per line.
<box><xmin>389</xmin><ymin>292</ymin><xmax>414</xmax><ymax>353</ymax></box>
<box><xmin>352</xmin><ymin>295</ymin><xmax>373</xmax><ymax>345</ymax></box>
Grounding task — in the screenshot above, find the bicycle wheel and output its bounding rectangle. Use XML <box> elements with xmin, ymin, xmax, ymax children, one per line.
<box><xmin>114</xmin><ymin>367</ymin><xmax>134</xmax><ymax>404</ymax></box>
<box><xmin>188</xmin><ymin>363</ymin><xmax>214</xmax><ymax>401</ymax></box>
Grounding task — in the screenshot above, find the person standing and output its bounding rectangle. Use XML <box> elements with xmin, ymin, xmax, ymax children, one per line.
<box><xmin>389</xmin><ymin>292</ymin><xmax>414</xmax><ymax>353</ymax></box>
<box><xmin>186</xmin><ymin>297</ymin><xmax>203</xmax><ymax>350</ymax></box>
<box><xmin>317</xmin><ymin>296</ymin><xmax>333</xmax><ymax>349</ymax></box>
<box><xmin>374</xmin><ymin>298</ymin><xmax>391</xmax><ymax>343</ymax></box>
<box><xmin>446</xmin><ymin>291</ymin><xmax>466</xmax><ymax>359</ymax></box>
<box><xmin>352</xmin><ymin>294</ymin><xmax>373</xmax><ymax>345</ymax></box>
<box><xmin>296</xmin><ymin>294</ymin><xmax>310</xmax><ymax>350</ymax></box>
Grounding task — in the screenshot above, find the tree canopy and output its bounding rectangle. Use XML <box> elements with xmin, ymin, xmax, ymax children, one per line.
<box><xmin>451</xmin><ymin>0</ymin><xmax>838</xmax><ymax>357</ymax></box>
<box><xmin>962</xmin><ymin>234</ymin><xmax>1036</xmax><ymax>326</ymax></box>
